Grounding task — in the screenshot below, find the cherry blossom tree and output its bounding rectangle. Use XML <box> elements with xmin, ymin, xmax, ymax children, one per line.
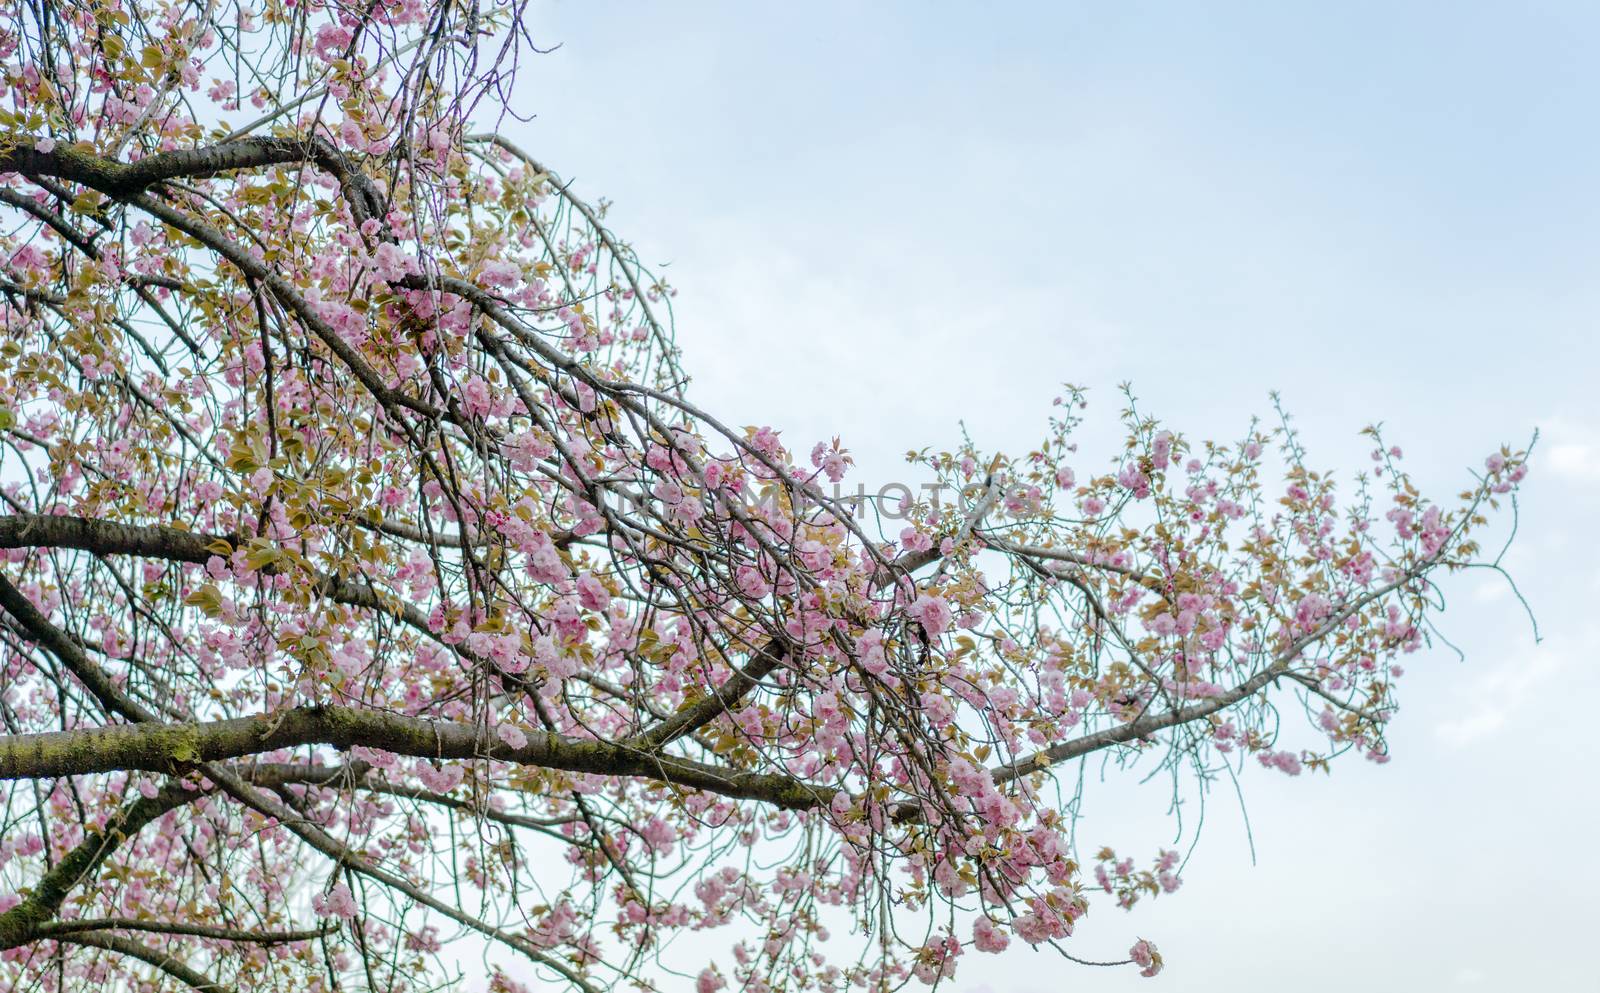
<box><xmin>0</xmin><ymin>3</ymin><xmax>1532</xmax><ymax>991</ymax></box>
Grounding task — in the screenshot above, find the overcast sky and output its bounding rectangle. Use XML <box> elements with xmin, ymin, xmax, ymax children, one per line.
<box><xmin>507</xmin><ymin>3</ymin><xmax>1597</xmax><ymax>989</ymax></box>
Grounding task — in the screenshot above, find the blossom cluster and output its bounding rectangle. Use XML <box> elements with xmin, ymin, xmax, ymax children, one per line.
<box><xmin>0</xmin><ymin>3</ymin><xmax>1530</xmax><ymax>991</ymax></box>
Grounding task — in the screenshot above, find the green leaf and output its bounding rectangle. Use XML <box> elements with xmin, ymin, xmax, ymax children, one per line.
<box><xmin>182</xmin><ymin>585</ymin><xmax>223</xmax><ymax>617</ymax></box>
<box><xmin>243</xmin><ymin>546</ymin><xmax>281</xmax><ymax>572</ymax></box>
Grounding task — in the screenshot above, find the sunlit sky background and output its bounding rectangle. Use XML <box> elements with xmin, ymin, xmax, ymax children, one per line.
<box><xmin>506</xmin><ymin>3</ymin><xmax>1596</xmax><ymax>989</ymax></box>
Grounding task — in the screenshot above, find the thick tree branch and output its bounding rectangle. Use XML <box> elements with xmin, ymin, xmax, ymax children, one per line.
<box><xmin>0</xmin><ymin>513</ymin><xmax>443</xmax><ymax>650</ymax></box>
<box><xmin>38</xmin><ymin>917</ymin><xmax>335</xmax><ymax>945</ymax></box>
<box><xmin>0</xmin><ymin>571</ymin><xmax>153</xmax><ymax>723</ymax></box>
<box><xmin>0</xmin><ymin>514</ymin><xmax>218</xmax><ymax>565</ymax></box>
<box><xmin>629</xmin><ymin>639</ymin><xmax>789</xmax><ymax>751</ymax></box>
<box><xmin>53</xmin><ymin>930</ymin><xmax>236</xmax><ymax>992</ymax></box>
<box><xmin>0</xmin><ymin>705</ymin><xmax>834</xmax><ymax>810</ymax></box>
<box><xmin>990</xmin><ymin>663</ymin><xmax>1285</xmax><ymax>786</ymax></box>
<box><xmin>0</xmin><ymin>134</ymin><xmax>380</xmax><ymax>219</ymax></box>
<box><xmin>0</xmin><ymin>783</ymin><xmax>199</xmax><ymax>949</ymax></box>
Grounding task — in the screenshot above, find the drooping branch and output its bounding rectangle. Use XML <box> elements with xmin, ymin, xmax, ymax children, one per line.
<box><xmin>0</xmin><ymin>571</ymin><xmax>154</xmax><ymax>723</ymax></box>
<box><xmin>195</xmin><ymin>762</ymin><xmax>607</xmax><ymax>993</ymax></box>
<box><xmin>0</xmin><ymin>5</ymin><xmax>1531</xmax><ymax>987</ymax></box>
<box><xmin>630</xmin><ymin>639</ymin><xmax>789</xmax><ymax>751</ymax></box>
<box><xmin>127</xmin><ymin>191</ymin><xmax>436</xmax><ymax>418</ymax></box>
<box><xmin>240</xmin><ymin>760</ymin><xmax>583</xmax><ymax>831</ymax></box>
<box><xmin>990</xmin><ymin>552</ymin><xmax>1445</xmax><ymax>785</ymax></box>
<box><xmin>629</xmin><ymin>477</ymin><xmax>1006</xmax><ymax>752</ymax></box>
<box><xmin>0</xmin><ymin>514</ymin><xmax>458</xmax><ymax>658</ymax></box>
<box><xmin>0</xmin><ymin>783</ymin><xmax>200</xmax><ymax>949</ymax></box>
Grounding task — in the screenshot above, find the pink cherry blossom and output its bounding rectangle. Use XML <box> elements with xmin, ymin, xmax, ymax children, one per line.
<box><xmin>0</xmin><ymin>7</ymin><xmax>1534</xmax><ymax>992</ymax></box>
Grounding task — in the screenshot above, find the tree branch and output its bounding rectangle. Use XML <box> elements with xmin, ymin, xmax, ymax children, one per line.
<box><xmin>0</xmin><ymin>134</ymin><xmax>379</xmax><ymax>219</ymax></box>
<box><xmin>38</xmin><ymin>917</ymin><xmax>335</xmax><ymax>945</ymax></box>
<box><xmin>989</xmin><ymin>663</ymin><xmax>1285</xmax><ymax>787</ymax></box>
<box><xmin>53</xmin><ymin>930</ymin><xmax>236</xmax><ymax>992</ymax></box>
<box><xmin>0</xmin><ymin>782</ymin><xmax>199</xmax><ymax>949</ymax></box>
<box><xmin>0</xmin><ymin>705</ymin><xmax>834</xmax><ymax>810</ymax></box>
<box><xmin>0</xmin><ymin>514</ymin><xmax>218</xmax><ymax>565</ymax></box>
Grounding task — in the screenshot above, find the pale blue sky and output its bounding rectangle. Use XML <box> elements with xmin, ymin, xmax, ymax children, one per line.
<box><xmin>506</xmin><ymin>3</ymin><xmax>1598</xmax><ymax>989</ymax></box>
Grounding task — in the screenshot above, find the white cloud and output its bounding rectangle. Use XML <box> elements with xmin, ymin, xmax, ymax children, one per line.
<box><xmin>1537</xmin><ymin>417</ymin><xmax>1600</xmax><ymax>482</ymax></box>
<box><xmin>1436</xmin><ymin>707</ymin><xmax>1509</xmax><ymax>746</ymax></box>
<box><xmin>1470</xmin><ymin>577</ymin><xmax>1511</xmax><ymax>603</ymax></box>
<box><xmin>1434</xmin><ymin>629</ymin><xmax>1587</xmax><ymax>747</ymax></box>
